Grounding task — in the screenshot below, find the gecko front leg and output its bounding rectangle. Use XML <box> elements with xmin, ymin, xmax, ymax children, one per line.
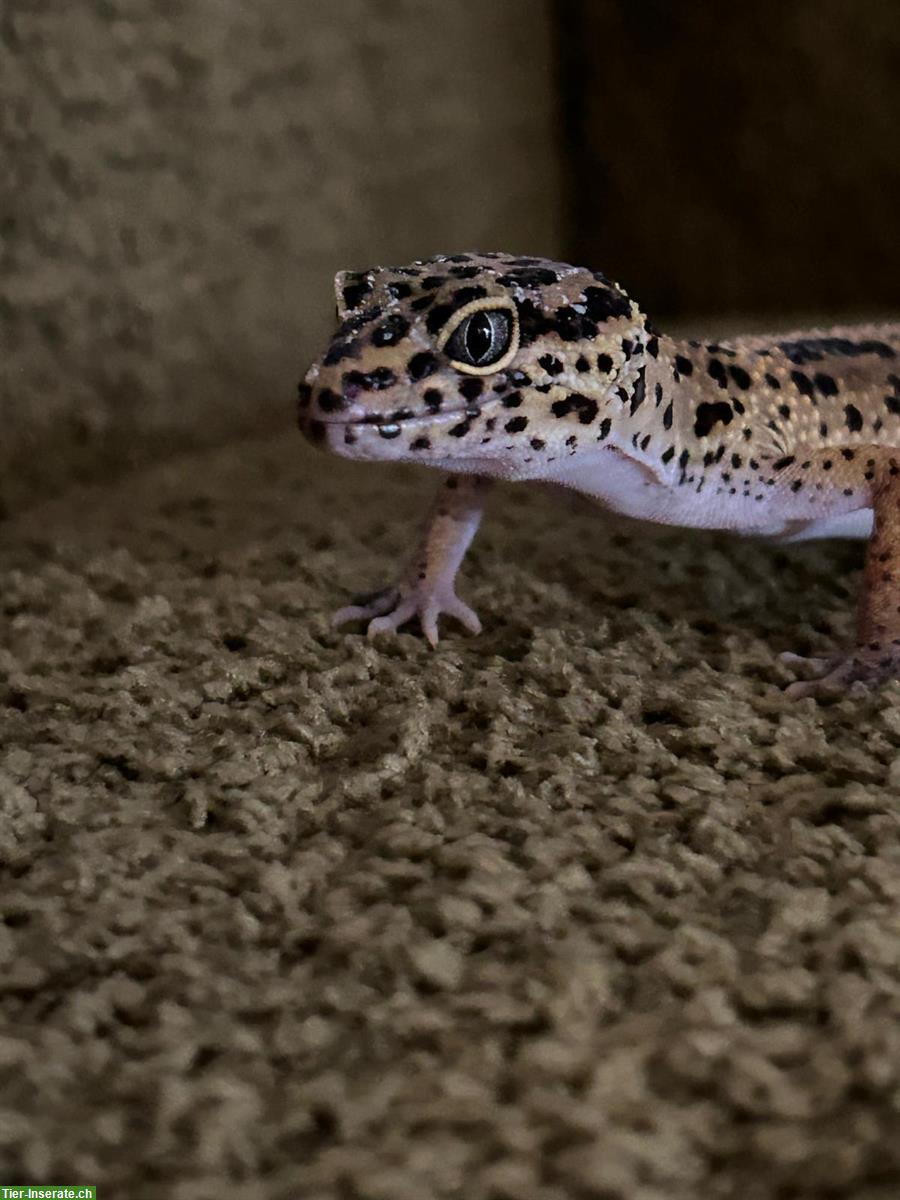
<box><xmin>333</xmin><ymin>474</ymin><xmax>491</xmax><ymax>645</ymax></box>
<box><xmin>783</xmin><ymin>456</ymin><xmax>900</xmax><ymax>698</ymax></box>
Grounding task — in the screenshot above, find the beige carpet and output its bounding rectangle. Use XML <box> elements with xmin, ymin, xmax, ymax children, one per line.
<box><xmin>2</xmin><ymin>433</ymin><xmax>899</xmax><ymax>1199</ymax></box>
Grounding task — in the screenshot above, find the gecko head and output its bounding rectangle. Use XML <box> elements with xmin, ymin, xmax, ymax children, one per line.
<box><xmin>298</xmin><ymin>252</ymin><xmax>650</xmax><ymax>475</ymax></box>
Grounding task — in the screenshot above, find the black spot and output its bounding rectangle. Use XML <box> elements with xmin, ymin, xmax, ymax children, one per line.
<box><xmin>551</xmin><ymin>393</ymin><xmax>599</xmax><ymax>424</ymax></box>
<box><xmin>410</xmin><ymin>436</ymin><xmax>431</xmax><ymax>451</ymax></box>
<box><xmin>597</xmin><ymin>353</ymin><xmax>614</xmax><ymax>373</ymax></box>
<box><xmin>629</xmin><ymin>366</ymin><xmax>646</xmax><ymax>415</ymax></box>
<box><xmin>844</xmin><ymin>404</ymin><xmax>863</xmax><ymax>432</ymax></box>
<box><xmin>515</xmin><ymin>299</ymin><xmax>552</xmax><ymax>347</ymax></box>
<box><xmin>410</xmin><ymin>295</ymin><xmax>435</xmax><ymax>312</ymax></box>
<box><xmin>448</xmin><ymin>421</ymin><xmax>471</xmax><ymax>437</ymax></box>
<box><xmin>424</xmin><ymin>389</ymin><xmax>443</xmax><ymax>412</ymax></box>
<box><xmin>453</xmin><ymin>286</ymin><xmax>488</xmax><ymax>308</ymax></box>
<box><xmin>778</xmin><ymin>336</ymin><xmax>897</xmax><ymax>364</ymax></box>
<box><xmin>772</xmin><ymin>456</ymin><xmax>795</xmax><ymax>471</ymax></box>
<box><xmin>554</xmin><ymin>306</ymin><xmax>597</xmax><ymax>342</ymax></box>
<box><xmin>387</xmin><ymin>282</ymin><xmax>413</xmax><ymax>300</ymax></box>
<box><xmin>791</xmin><ymin>370</ymin><xmax>815</xmax><ymax>398</ymax></box>
<box><xmin>506</xmin><ymin>369</ymin><xmax>531</xmax><ymax>387</ymax></box>
<box><xmin>790</xmin><ymin>480</ymin><xmax>803</xmax><ymax>492</ymax></box>
<box><xmin>646</xmin><ymin>336</ymin><xmax>659</xmax><ymax>359</ymax></box>
<box><xmin>505</xmin><ymin>415</ymin><xmax>528</xmax><ymax>433</ymax></box>
<box><xmin>598</xmin><ymin>417</ymin><xmax>612</xmax><ymax>440</ymax></box>
<box><xmin>674</xmin><ymin>355</ymin><xmax>694</xmax><ymax>376</ymax></box>
<box><xmin>814</xmin><ymin>373</ymin><xmax>838</xmax><ymax>396</ymax></box>
<box><xmin>539</xmin><ymin>354</ymin><xmax>564</xmax><ymax>376</ymax></box>
<box><xmin>371</xmin><ymin>314</ymin><xmax>410</xmax><ymax>347</ymax></box>
<box><xmin>497</xmin><ymin>267</ymin><xmax>559</xmax><ymax>288</ymax></box>
<box><xmin>323</xmin><ymin>339</ymin><xmax>357</xmax><ymax>366</ymax></box>
<box><xmin>841</xmin><ymin>449</ymin><xmax>855</xmax><ymax>460</ymax></box>
<box><xmin>693</xmin><ymin>401</ymin><xmax>733</xmax><ymax>438</ymax></box>
<box><xmin>765</xmin><ymin>373</ymin><xmax>781</xmax><ymax>389</ymax></box>
<box><xmin>342</xmin><ymin>279</ymin><xmax>372</xmax><ymax>312</ymax></box>
<box><xmin>389</xmin><ymin>407</ymin><xmax>415</xmax><ymax>422</ymax></box>
<box><xmin>707</xmin><ymin>359</ymin><xmax>728</xmax><ymax>389</ymax></box>
<box><xmin>663</xmin><ymin>401</ymin><xmax>673</xmax><ymax>430</ymax></box>
<box><xmin>778</xmin><ymin>405</ymin><xmax>791</xmax><ymax>419</ymax></box>
<box><xmin>336</xmin><ymin>306</ymin><xmax>380</xmax><ymax>338</ymax></box>
<box><xmin>621</xmin><ymin>339</ymin><xmax>634</xmax><ymax>360</ymax></box>
<box><xmin>576</xmin><ymin>356</ymin><xmax>590</xmax><ymax>373</ymax></box>
<box><xmin>377</xmin><ymin>424</ymin><xmax>402</xmax><ymax>439</ymax></box>
<box><xmin>502</xmin><ymin>391</ymin><xmax>523</xmax><ymax>408</ymax></box>
<box><xmin>583</xmin><ymin>285</ymin><xmax>631</xmax><ymax>321</ymax></box>
<box><xmin>459</xmin><ymin>377</ymin><xmax>484</xmax><ymax>401</ymax></box>
<box><xmin>886</xmin><ymin>394</ymin><xmax>900</xmax><ymax>415</ymax></box>
<box><xmin>426</xmin><ymin>304</ymin><xmax>456</xmax><ymax>334</ymax></box>
<box><xmin>530</xmin><ymin>438</ymin><xmax>545</xmax><ymax>450</ymax></box>
<box><xmin>661</xmin><ymin>445</ymin><xmax>675</xmax><ymax>463</ymax></box>
<box><xmin>408</xmin><ymin>352</ymin><xmax>438</xmax><ymax>381</ymax></box>
<box><xmin>449</xmin><ymin>265</ymin><xmax>481</xmax><ymax>279</ymax></box>
<box><xmin>421</xmin><ymin>276</ymin><xmax>444</xmax><ymax>290</ymax></box>
<box><xmin>343</xmin><ymin>367</ymin><xmax>396</xmax><ymax>392</ymax></box>
<box><xmin>728</xmin><ymin>365</ymin><xmax>752</xmax><ymax>390</ymax></box>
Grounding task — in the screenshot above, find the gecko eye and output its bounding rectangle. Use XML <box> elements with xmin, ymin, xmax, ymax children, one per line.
<box><xmin>442</xmin><ymin>306</ymin><xmax>517</xmax><ymax>374</ymax></box>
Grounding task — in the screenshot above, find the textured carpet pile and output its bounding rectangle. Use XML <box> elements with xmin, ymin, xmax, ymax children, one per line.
<box><xmin>1</xmin><ymin>435</ymin><xmax>899</xmax><ymax>1199</ymax></box>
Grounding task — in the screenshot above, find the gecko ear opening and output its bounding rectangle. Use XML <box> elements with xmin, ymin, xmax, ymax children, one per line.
<box><xmin>334</xmin><ymin>270</ymin><xmax>373</xmax><ymax>320</ymax></box>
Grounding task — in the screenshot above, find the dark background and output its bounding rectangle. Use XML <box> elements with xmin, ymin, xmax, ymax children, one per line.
<box><xmin>3</xmin><ymin>0</ymin><xmax>899</xmax><ymax>513</ymax></box>
<box><xmin>559</xmin><ymin>0</ymin><xmax>900</xmax><ymax>317</ymax></box>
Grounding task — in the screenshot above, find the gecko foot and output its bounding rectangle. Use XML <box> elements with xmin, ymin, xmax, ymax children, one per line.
<box><xmin>780</xmin><ymin>644</ymin><xmax>900</xmax><ymax>699</ymax></box>
<box><xmin>333</xmin><ymin>582</ymin><xmax>482</xmax><ymax>647</ymax></box>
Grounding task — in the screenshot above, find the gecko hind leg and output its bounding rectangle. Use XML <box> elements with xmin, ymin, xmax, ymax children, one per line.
<box><xmin>781</xmin><ymin>455</ymin><xmax>900</xmax><ymax>699</ymax></box>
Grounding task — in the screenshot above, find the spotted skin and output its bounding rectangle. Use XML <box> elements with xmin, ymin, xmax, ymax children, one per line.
<box><xmin>299</xmin><ymin>252</ymin><xmax>900</xmax><ymax>698</ymax></box>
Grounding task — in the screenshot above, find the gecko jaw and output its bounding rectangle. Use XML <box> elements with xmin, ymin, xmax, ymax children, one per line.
<box><xmin>305</xmin><ymin>393</ymin><xmax>507</xmax><ymax>437</ymax></box>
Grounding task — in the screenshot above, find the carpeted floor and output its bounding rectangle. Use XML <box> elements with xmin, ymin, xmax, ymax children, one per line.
<box><xmin>2</xmin><ymin>433</ymin><xmax>899</xmax><ymax>1199</ymax></box>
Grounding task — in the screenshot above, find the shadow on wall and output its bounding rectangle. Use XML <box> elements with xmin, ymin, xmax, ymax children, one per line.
<box><xmin>1</xmin><ymin>0</ymin><xmax>563</xmax><ymax>513</ymax></box>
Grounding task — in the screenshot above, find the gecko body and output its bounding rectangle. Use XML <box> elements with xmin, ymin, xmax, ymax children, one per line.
<box><xmin>299</xmin><ymin>252</ymin><xmax>900</xmax><ymax>697</ymax></box>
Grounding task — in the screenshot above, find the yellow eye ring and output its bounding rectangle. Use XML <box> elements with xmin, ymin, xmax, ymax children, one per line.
<box><xmin>436</xmin><ymin>297</ymin><xmax>520</xmax><ymax>375</ymax></box>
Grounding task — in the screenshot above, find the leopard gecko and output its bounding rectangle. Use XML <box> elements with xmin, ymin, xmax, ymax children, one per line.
<box><xmin>298</xmin><ymin>252</ymin><xmax>900</xmax><ymax>698</ymax></box>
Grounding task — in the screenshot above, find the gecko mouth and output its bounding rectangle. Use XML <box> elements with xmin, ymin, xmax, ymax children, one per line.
<box><xmin>311</xmin><ymin>393</ymin><xmax>507</xmax><ymax>438</ymax></box>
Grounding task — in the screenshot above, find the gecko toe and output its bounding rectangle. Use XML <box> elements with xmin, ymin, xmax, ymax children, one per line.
<box><xmin>333</xmin><ymin>587</ymin><xmax>400</xmax><ymax>627</ymax></box>
<box><xmin>782</xmin><ymin>645</ymin><xmax>900</xmax><ymax>699</ymax></box>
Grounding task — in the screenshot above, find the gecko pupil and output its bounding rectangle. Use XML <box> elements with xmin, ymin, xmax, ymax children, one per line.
<box><xmin>466</xmin><ymin>313</ymin><xmax>494</xmax><ymax>361</ymax></box>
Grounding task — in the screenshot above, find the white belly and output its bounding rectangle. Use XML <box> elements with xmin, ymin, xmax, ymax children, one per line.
<box><xmin>544</xmin><ymin>449</ymin><xmax>873</xmax><ymax>542</ymax></box>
